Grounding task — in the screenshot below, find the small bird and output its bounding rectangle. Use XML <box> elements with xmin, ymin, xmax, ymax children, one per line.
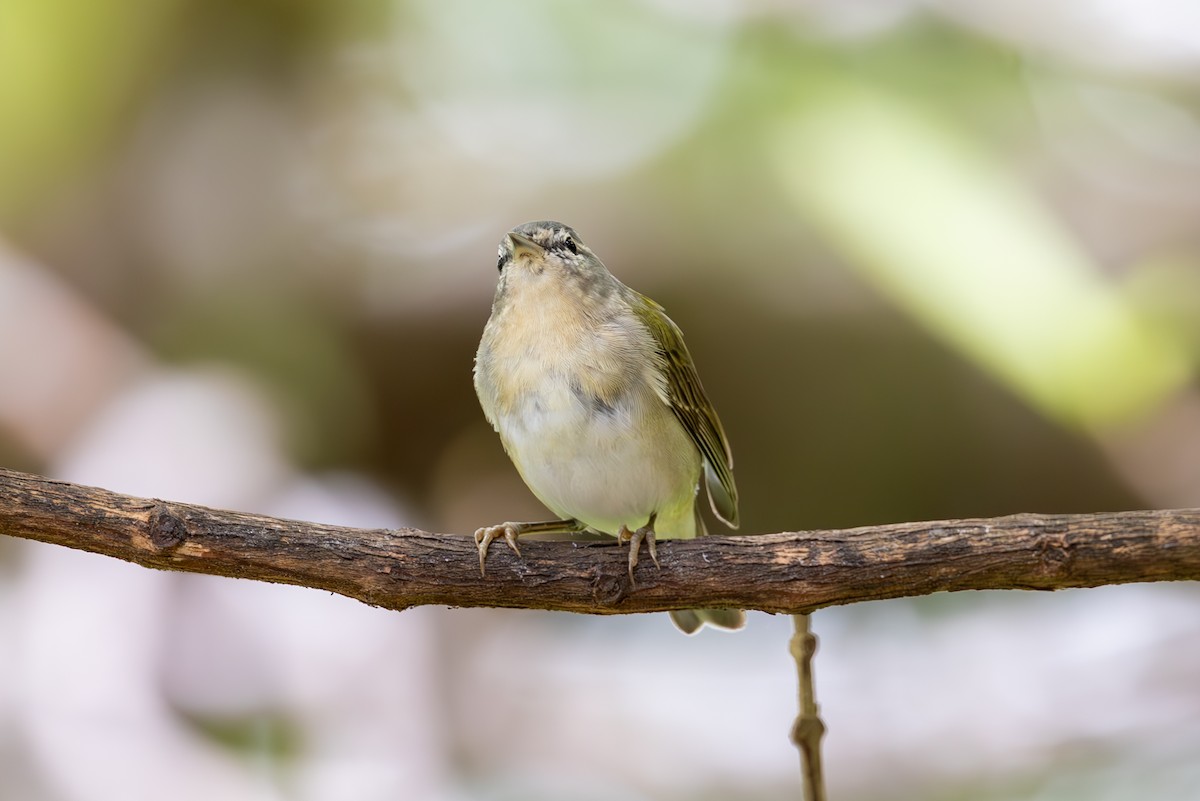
<box><xmin>472</xmin><ymin>221</ymin><xmax>743</xmax><ymax>633</ymax></box>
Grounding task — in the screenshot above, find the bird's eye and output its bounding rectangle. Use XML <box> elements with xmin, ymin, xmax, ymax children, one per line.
<box><xmin>563</xmin><ymin>238</ymin><xmax>578</xmax><ymax>255</ymax></box>
<box><xmin>497</xmin><ymin>252</ymin><xmax>506</xmax><ymax>272</ymax></box>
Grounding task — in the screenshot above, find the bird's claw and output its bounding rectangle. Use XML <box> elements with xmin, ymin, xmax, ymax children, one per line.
<box><xmin>617</xmin><ymin>523</ymin><xmax>660</xmax><ymax>583</ymax></box>
<box><xmin>474</xmin><ymin>523</ymin><xmax>523</xmax><ymax>577</ymax></box>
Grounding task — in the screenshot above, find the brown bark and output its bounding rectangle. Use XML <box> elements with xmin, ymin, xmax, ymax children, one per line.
<box><xmin>2</xmin><ymin>468</ymin><xmax>1198</xmax><ymax>615</ymax></box>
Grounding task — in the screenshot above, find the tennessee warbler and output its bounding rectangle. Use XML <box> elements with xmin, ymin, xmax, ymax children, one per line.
<box><xmin>473</xmin><ymin>221</ymin><xmax>743</xmax><ymax>633</ymax></box>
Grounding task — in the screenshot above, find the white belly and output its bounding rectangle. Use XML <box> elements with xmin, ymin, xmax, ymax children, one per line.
<box><xmin>495</xmin><ymin>382</ymin><xmax>701</xmax><ymax>539</ymax></box>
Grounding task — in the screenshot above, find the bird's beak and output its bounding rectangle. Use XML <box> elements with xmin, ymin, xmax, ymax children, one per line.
<box><xmin>506</xmin><ymin>232</ymin><xmax>544</xmax><ymax>260</ymax></box>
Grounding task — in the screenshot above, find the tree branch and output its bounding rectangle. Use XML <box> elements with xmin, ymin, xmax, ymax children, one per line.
<box><xmin>2</xmin><ymin>468</ymin><xmax>1199</xmax><ymax>615</ymax></box>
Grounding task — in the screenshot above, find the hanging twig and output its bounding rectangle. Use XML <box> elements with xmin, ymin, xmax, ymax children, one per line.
<box><xmin>790</xmin><ymin>614</ymin><xmax>827</xmax><ymax>801</ymax></box>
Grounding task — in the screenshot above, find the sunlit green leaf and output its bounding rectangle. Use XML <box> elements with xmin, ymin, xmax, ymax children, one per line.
<box><xmin>771</xmin><ymin>82</ymin><xmax>1192</xmax><ymax>430</ymax></box>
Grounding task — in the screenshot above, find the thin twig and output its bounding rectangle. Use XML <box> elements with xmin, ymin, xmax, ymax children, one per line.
<box><xmin>789</xmin><ymin>614</ymin><xmax>827</xmax><ymax>801</ymax></box>
<box><xmin>3</xmin><ymin>468</ymin><xmax>1200</xmax><ymax>615</ymax></box>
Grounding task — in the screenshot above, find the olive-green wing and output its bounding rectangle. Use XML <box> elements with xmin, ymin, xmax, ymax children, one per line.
<box><xmin>632</xmin><ymin>294</ymin><xmax>739</xmax><ymax>529</ymax></box>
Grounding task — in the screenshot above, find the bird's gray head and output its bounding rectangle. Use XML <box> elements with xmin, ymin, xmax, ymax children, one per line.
<box><xmin>490</xmin><ymin>221</ymin><xmax>623</xmax><ymax>313</ymax></box>
<box><xmin>495</xmin><ymin>221</ymin><xmax>608</xmax><ymax>278</ymax></box>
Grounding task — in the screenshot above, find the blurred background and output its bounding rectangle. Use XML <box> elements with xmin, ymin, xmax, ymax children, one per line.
<box><xmin>2</xmin><ymin>0</ymin><xmax>1200</xmax><ymax>799</ymax></box>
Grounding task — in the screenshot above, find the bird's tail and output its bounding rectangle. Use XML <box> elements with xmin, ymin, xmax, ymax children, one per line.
<box><xmin>669</xmin><ymin>505</ymin><xmax>746</xmax><ymax>633</ymax></box>
<box><xmin>670</xmin><ymin>608</ymin><xmax>746</xmax><ymax>634</ymax></box>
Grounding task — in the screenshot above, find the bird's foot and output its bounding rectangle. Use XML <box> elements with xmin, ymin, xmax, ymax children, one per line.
<box><xmin>473</xmin><ymin>522</ymin><xmax>524</xmax><ymax>577</ymax></box>
<box><xmin>617</xmin><ymin>515</ymin><xmax>660</xmax><ymax>583</ymax></box>
<box><xmin>473</xmin><ymin>518</ymin><xmax>584</xmax><ymax>576</ymax></box>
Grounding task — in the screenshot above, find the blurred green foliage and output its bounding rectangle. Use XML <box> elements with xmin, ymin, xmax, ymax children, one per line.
<box><xmin>4</xmin><ymin>1</ymin><xmax>1197</xmax><ymax>532</ymax></box>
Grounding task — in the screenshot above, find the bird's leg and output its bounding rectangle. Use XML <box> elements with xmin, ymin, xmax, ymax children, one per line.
<box><xmin>473</xmin><ymin>518</ymin><xmax>585</xmax><ymax>576</ymax></box>
<box><xmin>617</xmin><ymin>512</ymin><xmax>660</xmax><ymax>582</ymax></box>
